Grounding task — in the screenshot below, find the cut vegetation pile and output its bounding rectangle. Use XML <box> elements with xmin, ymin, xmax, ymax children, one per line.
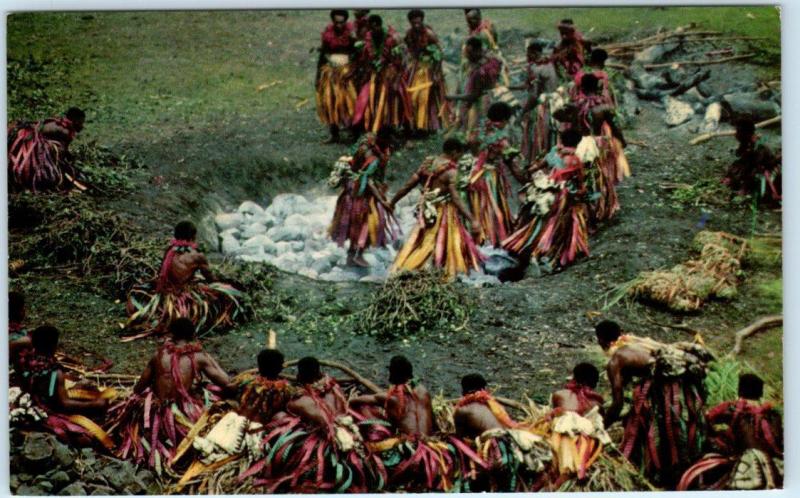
<box><xmin>357</xmin><ymin>270</ymin><xmax>473</xmax><ymax>340</ymax></box>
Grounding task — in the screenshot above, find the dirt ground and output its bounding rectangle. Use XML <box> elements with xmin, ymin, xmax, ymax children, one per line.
<box><xmin>9</xmin><ymin>9</ymin><xmax>782</xmax><ymax>407</ymax></box>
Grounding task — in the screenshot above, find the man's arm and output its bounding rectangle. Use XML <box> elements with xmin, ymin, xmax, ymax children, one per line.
<box><xmin>388</xmin><ymin>172</ymin><xmax>421</xmax><ymax>209</ymax></box>
<box><xmin>604</xmin><ymin>355</ymin><xmax>625</xmax><ymax>425</ymax></box>
<box><xmin>198</xmin><ymin>353</ymin><xmax>236</xmax><ymax>395</ymax></box>
<box><xmin>446</xmin><ymin>170</ymin><xmax>478</xmax><ymax>235</ymax></box>
<box><xmin>288</xmin><ymin>396</ymin><xmax>328</xmax><ymax>427</ymax></box>
<box><xmin>55</xmin><ymin>370</ymin><xmax>107</xmax><ymax>412</ymax></box>
<box><xmin>133</xmin><ymin>356</ymin><xmax>155</xmax><ymax>395</ymax></box>
<box><xmin>9</xmin><ymin>336</ymin><xmax>32</xmax><ymax>362</ymax></box>
<box><xmin>349</xmin><ymin>392</ymin><xmax>387</xmax><ymax>407</ymax></box>
<box><xmin>191</xmin><ymin>252</ymin><xmax>215</xmax><ymax>282</ymax></box>
<box><xmin>453</xmin><ymin>407</ymin><xmax>470</xmax><ymax>438</ymax></box>
<box><xmin>41</xmin><ymin>121</ymin><xmax>73</xmax><ymax>142</ymax></box>
<box><xmin>367</xmin><ymin>181</ymin><xmax>392</xmax><ymax>211</ymax></box>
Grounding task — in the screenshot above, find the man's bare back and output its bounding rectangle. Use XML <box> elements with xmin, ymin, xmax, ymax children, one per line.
<box><xmin>454</xmin><ymin>403</ymin><xmax>504</xmax><ymax>439</ymax></box>
<box><xmin>166</xmin><ymin>250</ymin><xmax>213</xmax><ymax>288</ymax></box>
<box><xmin>551</xmin><ymin>389</ymin><xmax>601</xmax><ymax>414</ymax></box>
<box><xmin>288</xmin><ymin>377</ymin><xmax>347</xmax><ymax>427</ymax></box>
<box><xmin>386</xmin><ymin>383</ymin><xmax>435</xmax><ymax>436</ymax></box>
<box><xmin>605</xmin><ymin>345</ymin><xmax>655</xmax><ymax>423</ymax></box>
<box><xmin>134</xmin><ymin>341</ymin><xmax>232</xmax><ymax>400</ymax></box>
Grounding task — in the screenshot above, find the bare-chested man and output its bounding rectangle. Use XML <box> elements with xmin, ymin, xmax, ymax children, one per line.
<box><xmin>597</xmin><ymin>320</ymin><xmax>711</xmax><ymax>488</ymax></box>
<box><xmin>8</xmin><ymin>107</ymin><xmax>86</xmax><ymax>191</ymax></box>
<box><xmin>107</xmin><ymin>318</ymin><xmax>235</xmax><ymax>466</ymax></box>
<box><xmin>551</xmin><ymin>362</ymin><xmax>604</xmax><ymax>416</ymax></box>
<box><xmin>238</xmin><ymin>349</ymin><xmax>294</xmax><ymax>425</ymax></box>
<box><xmin>124</xmin><ymin>220</ymin><xmax>244</xmax><ymax>340</ymax></box>
<box><xmin>519</xmin><ymin>41</ymin><xmax>560</xmax><ymax>164</ymax></box>
<box><xmin>288</xmin><ymin>356</ymin><xmax>348</xmax><ymax>426</ymax></box>
<box><xmin>389</xmin><ymin>138</ymin><xmax>483</xmax><ymax>279</ymax></box>
<box><xmin>454</xmin><ymin>373</ymin><xmax>517</xmax><ymax>439</ymax></box>
<box><xmin>351</xmin><ymin>355</ymin><xmax>435</xmax><ymax>436</ymax></box>
<box><xmin>680</xmin><ymin>373</ymin><xmax>783</xmax><ymax>490</ymax></box>
<box><xmin>11</xmin><ymin>325</ymin><xmax>113</xmax><ymax>448</ymax></box>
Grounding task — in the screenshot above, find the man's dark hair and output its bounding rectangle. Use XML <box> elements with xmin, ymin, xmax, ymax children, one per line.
<box><xmin>561</xmin><ymin>18</ymin><xmax>574</xmax><ymax>25</ymax></box>
<box><xmin>9</xmin><ymin>291</ymin><xmax>25</xmax><ymax>323</ymax></box>
<box><xmin>330</xmin><ymin>9</ymin><xmax>349</xmax><ymax>21</ymax></box>
<box><xmin>573</xmin><ymin>363</ymin><xmax>600</xmax><ymax>388</ymax></box>
<box><xmin>560</xmin><ymin>128</ymin><xmax>582</xmax><ymax>148</ymax></box>
<box><xmin>443</xmin><ymin>137</ymin><xmax>466</xmax><ymax>155</ymax></box>
<box><xmin>736</xmin><ymin>118</ymin><xmax>756</xmax><ymax>137</ymax></box>
<box><xmin>487</xmin><ymin>102</ymin><xmax>513</xmax><ymax>123</ymax></box>
<box><xmin>589</xmin><ymin>48</ymin><xmax>608</xmax><ymax>65</ymax></box>
<box><xmin>739</xmin><ymin>373</ymin><xmax>764</xmax><ymax>400</ymax></box>
<box><xmin>464</xmin><ymin>8</ymin><xmax>481</xmax><ymax>16</ymax></box>
<box><xmin>580</xmin><ymin>73</ymin><xmax>600</xmax><ymax>94</ymax></box>
<box><xmin>31</xmin><ymin>325</ymin><xmax>59</xmax><ymax>356</ymax></box>
<box><xmin>595</xmin><ymin>320</ymin><xmax>621</xmax><ymax>343</ymax></box>
<box><xmin>297</xmin><ymin>356</ymin><xmax>322</xmax><ymax>384</ymax></box>
<box><xmin>368</xmin><ymin>14</ymin><xmax>383</xmax><ymax>27</ymax></box>
<box><xmin>407</xmin><ymin>9</ymin><xmax>424</xmax><ymax>21</ymax></box>
<box><xmin>170</xmin><ymin>318</ymin><xmax>196</xmax><ymax>341</ymax></box>
<box><xmin>174</xmin><ymin>220</ymin><xmax>197</xmax><ymax>241</ymax></box>
<box><xmin>65</xmin><ymin>107</ymin><xmax>86</xmax><ymax>122</ymax></box>
<box><xmin>461</xmin><ymin>373</ymin><xmax>487</xmax><ymax>395</ymax></box>
<box><xmin>527</xmin><ymin>40</ymin><xmax>545</xmax><ymax>52</ymax></box>
<box><xmin>466</xmin><ymin>37</ymin><xmax>483</xmax><ymax>52</ymax></box>
<box><xmin>389</xmin><ymin>355</ymin><xmax>413</xmax><ymax>384</ymax></box>
<box><xmin>258</xmin><ymin>349</ymin><xmax>285</xmax><ymax>379</ymax></box>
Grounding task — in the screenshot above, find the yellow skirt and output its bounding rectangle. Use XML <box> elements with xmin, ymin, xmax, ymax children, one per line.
<box><xmin>316</xmin><ymin>63</ymin><xmax>357</xmax><ymax>127</ymax></box>
<box><xmin>390</xmin><ymin>203</ymin><xmax>482</xmax><ymax>279</ymax></box>
<box><xmin>407</xmin><ymin>61</ymin><xmax>448</xmax><ymax>131</ymax></box>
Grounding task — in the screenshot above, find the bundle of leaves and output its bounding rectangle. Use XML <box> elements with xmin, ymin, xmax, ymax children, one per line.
<box><xmin>71</xmin><ymin>141</ymin><xmax>145</xmax><ymax>195</ymax></box>
<box><xmin>555</xmin><ymin>452</ymin><xmax>656</xmax><ymax>492</ymax></box>
<box><xmin>669</xmin><ymin>177</ymin><xmax>739</xmax><ymax>210</ymax></box>
<box><xmin>357</xmin><ymin>270</ymin><xmax>473</xmax><ymax>341</ymax></box>
<box><xmin>214</xmin><ymin>260</ymin><xmax>288</xmax><ymax>322</ymax></box>
<box><xmin>8</xmin><ymin>192</ymin><xmax>162</xmax><ymax>298</ymax></box>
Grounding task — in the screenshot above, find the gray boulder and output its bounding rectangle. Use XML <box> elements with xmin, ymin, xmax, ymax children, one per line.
<box><xmin>721</xmin><ymin>92</ymin><xmax>780</xmax><ymax>122</ymax></box>
<box><xmin>237</xmin><ymin>200</ymin><xmax>265</xmax><ymax>217</ymax></box>
<box><xmin>22</xmin><ymin>433</ymin><xmax>55</xmax><ymax>470</ymax></box>
<box><xmin>241</xmin><ymin>223</ymin><xmax>267</xmax><ymax>238</ymax></box>
<box><xmin>664</xmin><ymin>96</ymin><xmax>695</xmax><ymax>126</ymax></box>
<box><xmin>633</xmin><ymin>41</ymin><xmax>680</xmax><ymax>65</ymax></box>
<box><xmin>214</xmin><ymin>212</ymin><xmax>244</xmax><ymax>231</ymax></box>
<box><xmin>59</xmin><ymin>482</ymin><xmax>87</xmax><ymax>496</ymax></box>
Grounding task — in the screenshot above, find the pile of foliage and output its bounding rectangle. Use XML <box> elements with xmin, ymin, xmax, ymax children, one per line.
<box><xmin>357</xmin><ymin>270</ymin><xmax>473</xmax><ymax>340</ymax></box>
<box><xmin>214</xmin><ymin>260</ymin><xmax>287</xmax><ymax>323</ymax></box>
<box><xmin>70</xmin><ymin>141</ymin><xmax>145</xmax><ymax>195</ymax></box>
<box><xmin>9</xmin><ymin>192</ymin><xmax>162</xmax><ymax>299</ymax></box>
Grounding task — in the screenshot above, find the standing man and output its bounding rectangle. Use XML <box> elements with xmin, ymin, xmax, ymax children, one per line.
<box><xmin>388</xmin><ymin>138</ymin><xmax>483</xmax><ymax>279</ymax></box>
<box><xmin>448</xmin><ymin>37</ymin><xmax>503</xmax><ymax>135</ymax></box>
<box><xmin>596</xmin><ymin>320</ymin><xmax>713</xmax><ymax>488</ymax></box>
<box><xmin>316</xmin><ymin>10</ymin><xmax>357</xmax><ymax>143</ymax></box>
<box><xmin>520</xmin><ymin>41</ymin><xmax>560</xmax><ymax>165</ymax></box>
<box><xmin>461</xmin><ymin>8</ymin><xmax>509</xmax><ymax>86</ymax></box>
<box><xmin>353</xmin><ymin>15</ymin><xmax>412</xmax><ymax>134</ymax></box>
<box><xmin>404</xmin><ymin>9</ymin><xmax>448</xmax><ymax>134</ymax></box>
<box><xmin>552</xmin><ymin>19</ymin><xmax>587</xmax><ymax>81</ymax></box>
<box><xmin>723</xmin><ymin>118</ymin><xmax>781</xmax><ymax>206</ymax></box>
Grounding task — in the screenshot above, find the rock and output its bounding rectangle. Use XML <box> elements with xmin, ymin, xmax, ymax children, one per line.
<box><xmin>274</xmin><ymin>241</ymin><xmax>293</xmax><ymax>254</ymax></box>
<box><xmin>241</xmin><ymin>223</ymin><xmax>267</xmax><ymax>238</ymax></box>
<box><xmin>266</xmin><ymin>224</ymin><xmax>310</xmax><ymax>242</ymax></box>
<box><xmin>219</xmin><ymin>227</ymin><xmax>239</xmax><ymax>238</ymax></box>
<box><xmin>221</xmin><ymin>234</ymin><xmax>241</xmax><ymax>254</ymax></box>
<box><xmin>663</xmin><ymin>96</ymin><xmax>695</xmax><ymax>126</ymax></box>
<box><xmin>17</xmin><ymin>484</ymin><xmax>48</xmax><ymax>496</ymax></box>
<box><xmin>310</xmin><ymin>250</ymin><xmax>336</xmax><ymax>274</ymax></box>
<box><xmin>101</xmin><ymin>460</ymin><xmax>138</xmax><ymax>492</ymax></box>
<box><xmin>633</xmin><ymin>41</ymin><xmax>680</xmax><ymax>65</ymax></box>
<box><xmin>290</xmin><ymin>240</ymin><xmax>305</xmax><ymax>252</ymax></box>
<box><xmin>359</xmin><ymin>275</ymin><xmax>384</xmax><ymax>283</ymax></box>
<box><xmin>49</xmin><ymin>471</ymin><xmax>71</xmax><ymax>489</ymax></box>
<box><xmin>703</xmin><ymin>102</ymin><xmax>722</xmax><ymax>132</ymax></box>
<box><xmin>9</xmin><ymin>475</ymin><xmax>20</xmax><ymax>490</ymax></box>
<box><xmin>273</xmin><ymin>252</ymin><xmax>302</xmax><ymax>272</ymax></box>
<box><xmin>52</xmin><ymin>440</ymin><xmax>75</xmax><ymax>468</ymax></box>
<box><xmin>17</xmin><ymin>473</ymin><xmax>34</xmax><ymax>483</ymax></box>
<box><xmin>239</xmin><ymin>248</ymin><xmax>270</xmax><ymax>263</ymax></box>
<box><xmin>265</xmin><ymin>193</ymin><xmax>313</xmax><ymax>220</ymax></box>
<box><xmin>89</xmin><ymin>484</ymin><xmax>115</xmax><ymax>496</ymax></box>
<box><xmin>458</xmin><ymin>272</ymin><xmax>501</xmax><ymax>287</ymax></box>
<box><xmin>237</xmin><ymin>200</ymin><xmax>265</xmax><ymax>217</ymax></box>
<box><xmin>242</xmin><ymin>234</ymin><xmax>272</xmax><ymax>248</ymax></box>
<box><xmin>297</xmin><ymin>268</ymin><xmax>318</xmax><ymax>280</ymax></box>
<box><xmin>23</xmin><ymin>433</ymin><xmax>55</xmax><ymax>470</ymax></box>
<box><xmin>214</xmin><ymin>212</ymin><xmax>244</xmax><ymax>231</ymax></box>
<box><xmin>79</xmin><ymin>448</ymin><xmax>96</xmax><ymax>466</ymax></box>
<box><xmin>252</xmin><ymin>212</ymin><xmax>277</xmax><ymax>229</ymax></box>
<box><xmin>363</xmin><ymin>253</ymin><xmax>378</xmax><ymax>267</ymax></box>
<box><xmin>59</xmin><ymin>482</ymin><xmax>87</xmax><ymax>496</ymax></box>
<box><xmin>721</xmin><ymin>92</ymin><xmax>780</xmax><ymax>122</ymax></box>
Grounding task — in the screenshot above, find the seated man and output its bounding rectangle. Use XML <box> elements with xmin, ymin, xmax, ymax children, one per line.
<box><xmin>11</xmin><ymin>325</ymin><xmax>113</xmax><ymax>449</ymax></box>
<box><xmin>8</xmin><ymin>107</ymin><xmax>86</xmax><ymax>192</ymax></box>
<box><xmin>679</xmin><ymin>373</ymin><xmax>783</xmax><ymax>490</ymax></box>
<box><xmin>106</xmin><ymin>318</ymin><xmax>235</xmax><ymax>468</ymax></box>
<box><xmin>542</xmin><ymin>363</ymin><xmax>610</xmax><ymax>481</ymax></box>
<box><xmin>238</xmin><ymin>349</ymin><xmax>294</xmax><ymax>425</ymax></box>
<box><xmin>453</xmin><ymin>374</ymin><xmax>551</xmax><ymax>492</ymax></box>
<box><xmin>389</xmin><ymin>138</ymin><xmax>483</xmax><ymax>279</ymax></box>
<box><xmin>351</xmin><ymin>356</ymin><xmax>452</xmax><ymax>491</ymax></box>
<box><xmin>244</xmin><ymin>357</ymin><xmax>385</xmax><ymax>493</ymax></box>
<box><xmin>124</xmin><ymin>220</ymin><xmax>245</xmax><ymax>340</ymax></box>
<box><xmin>723</xmin><ymin>118</ymin><xmax>781</xmax><ymax>206</ymax></box>
<box><xmin>597</xmin><ymin>320</ymin><xmax>713</xmax><ymax>488</ymax></box>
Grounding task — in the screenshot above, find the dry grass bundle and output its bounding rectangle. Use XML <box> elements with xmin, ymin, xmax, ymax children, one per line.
<box><xmin>626</xmin><ymin>231</ymin><xmax>748</xmax><ymax>312</ymax></box>
<box><xmin>555</xmin><ymin>451</ymin><xmax>657</xmax><ymax>492</ymax></box>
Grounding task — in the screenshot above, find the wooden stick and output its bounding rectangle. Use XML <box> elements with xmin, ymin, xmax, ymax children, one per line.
<box><xmin>731</xmin><ymin>314</ymin><xmax>782</xmax><ymax>355</ymax></box>
<box><xmin>690</xmin><ymin>115</ymin><xmax>781</xmax><ymax>145</ymax></box>
<box><xmin>605</xmin><ymin>35</ymin><xmax>767</xmax><ymax>53</ymax></box>
<box><xmin>644</xmin><ymin>53</ymin><xmax>755</xmax><ymax>69</ymax></box>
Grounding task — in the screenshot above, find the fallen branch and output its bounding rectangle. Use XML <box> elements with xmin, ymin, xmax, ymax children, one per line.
<box><xmin>606</xmin><ymin>35</ymin><xmax>767</xmax><ymax>54</ymax></box>
<box><xmin>731</xmin><ymin>314</ymin><xmax>782</xmax><ymax>355</ymax></box>
<box><xmin>690</xmin><ymin>115</ymin><xmax>781</xmax><ymax>145</ymax></box>
<box><xmin>626</xmin><ymin>138</ymin><xmax>649</xmax><ymax>148</ymax></box>
<box><xmin>644</xmin><ymin>53</ymin><xmax>755</xmax><ymax>69</ymax></box>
